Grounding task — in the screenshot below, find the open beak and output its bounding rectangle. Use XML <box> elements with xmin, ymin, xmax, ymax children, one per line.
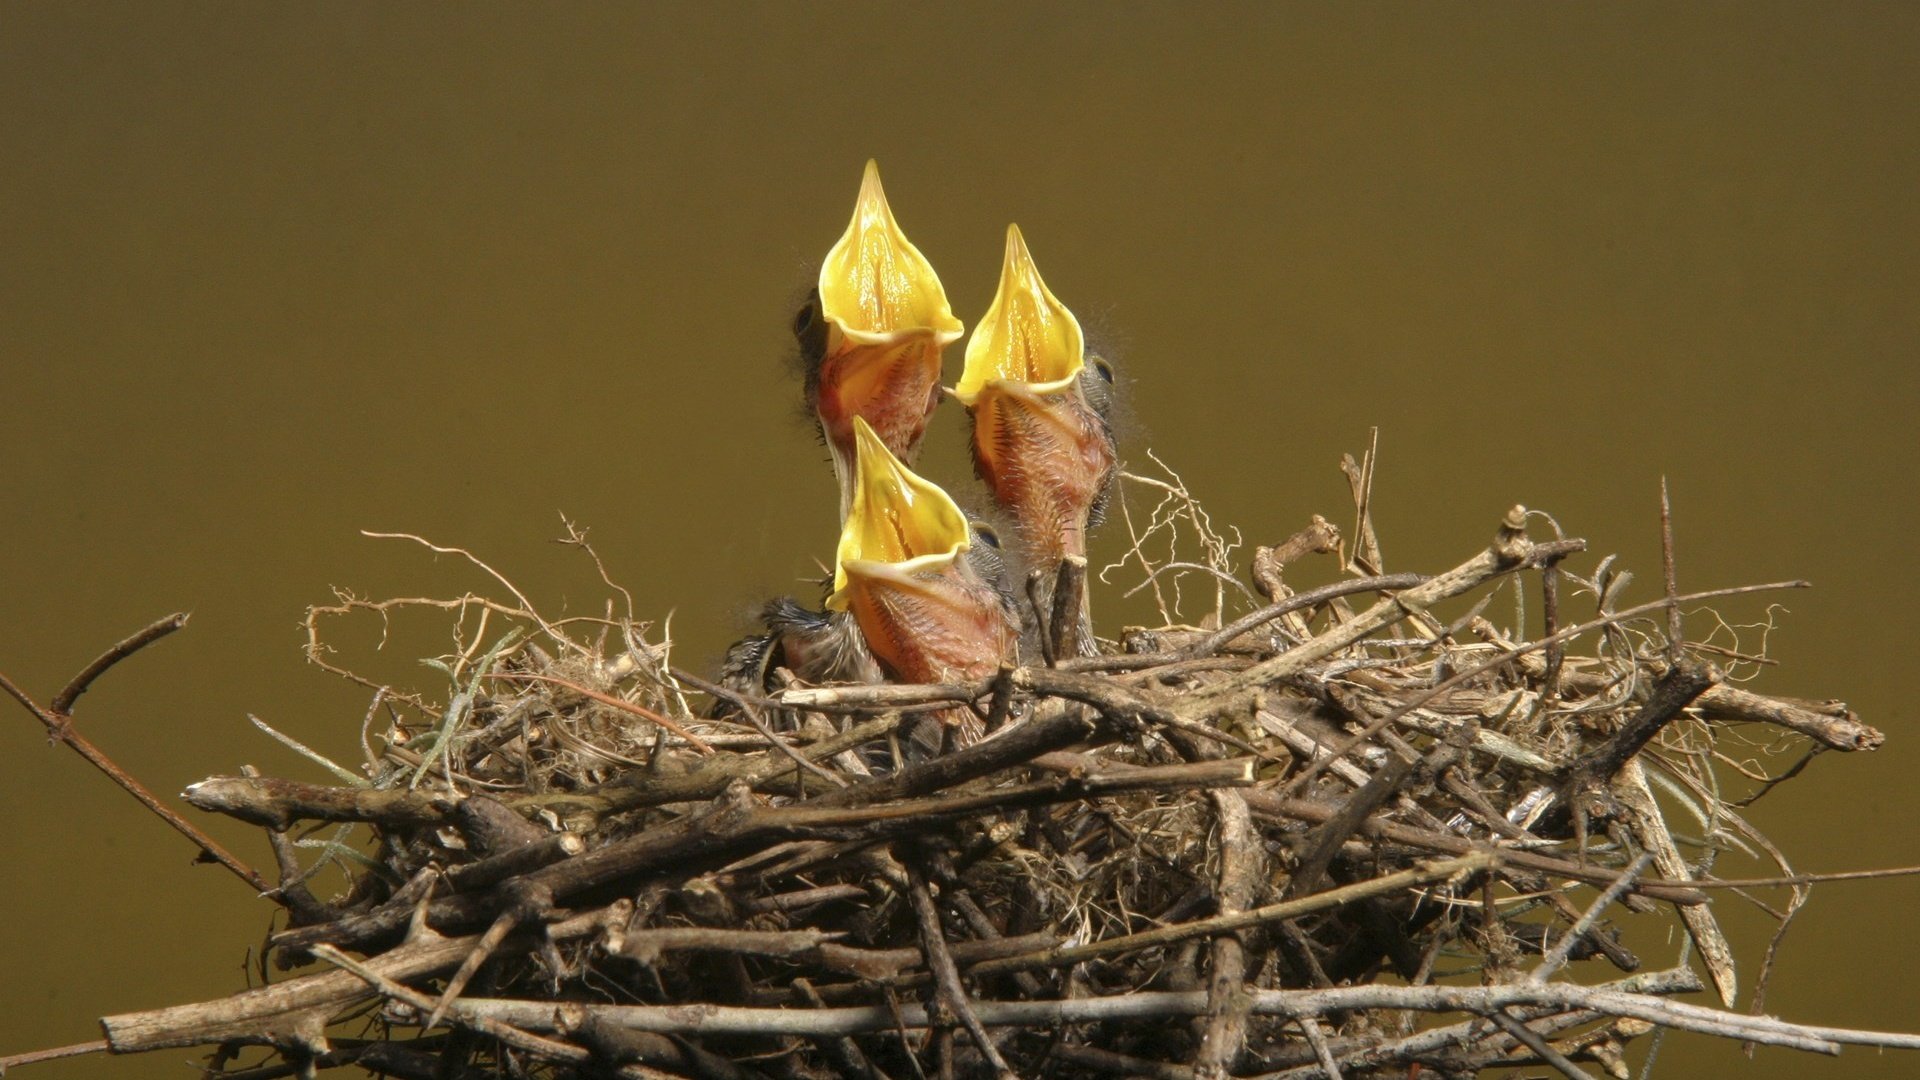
<box><xmin>813</xmin><ymin>161</ymin><xmax>964</xmax><ymax>518</ymax></box>
<box><xmin>955</xmin><ymin>225</ymin><xmax>1116</xmax><ymax>566</ymax></box>
<box><xmin>828</xmin><ymin>418</ymin><xmax>1013</xmax><ymax>686</ymax></box>
<box><xmin>955</xmin><ymin>224</ymin><xmax>1085</xmax><ymax>403</ymax></box>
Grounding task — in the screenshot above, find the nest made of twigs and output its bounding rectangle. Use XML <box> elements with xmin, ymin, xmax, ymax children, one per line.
<box><xmin>101</xmin><ymin>451</ymin><xmax>1892</xmax><ymax>1080</ymax></box>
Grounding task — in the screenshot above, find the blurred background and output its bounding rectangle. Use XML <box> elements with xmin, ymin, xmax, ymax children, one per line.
<box><xmin>2</xmin><ymin>4</ymin><xmax>1915</xmax><ymax>1076</ymax></box>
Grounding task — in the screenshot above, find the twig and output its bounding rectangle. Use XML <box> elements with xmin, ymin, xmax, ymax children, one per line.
<box><xmin>797</xmin><ymin>977</ymin><xmax>892</xmax><ymax>1080</ymax></box>
<box><xmin>309</xmin><ymin>944</ymin><xmax>679</xmax><ymax>1078</ymax></box>
<box><xmin>440</xmin><ymin>977</ymin><xmax>1920</xmax><ymax>1053</ymax></box>
<box><xmin>907</xmin><ymin>865</ymin><xmax>1017</xmax><ymax>1079</ymax></box>
<box><xmin>52</xmin><ymin>611</ymin><xmax>190</xmax><ymax>713</ymax></box>
<box><xmin>1049</xmin><ymin>554</ymin><xmax>1088</xmax><ymax>661</ymax></box>
<box><xmin>1690</xmin><ymin>865</ymin><xmax>1920</xmax><ymax>889</ymax></box>
<box><xmin>1691</xmin><ymin>684</ymin><xmax>1881</xmax><ymax>751</ymax></box>
<box><xmin>1294</xmin><ymin>1017</ymin><xmax>1343</xmax><ymax>1080</ymax></box>
<box><xmin>424</xmin><ymin>878</ymin><xmax>552</xmax><ymax>1029</ymax></box>
<box><xmin>0</xmin><ymin>1039</ymin><xmax>111</xmax><ymax>1072</ymax></box>
<box><xmin>1616</xmin><ymin>759</ymin><xmax>1738</xmax><ymax>1005</ymax></box>
<box><xmin>1529</xmin><ymin>853</ymin><xmax>1653</xmax><ymax>986</ymax></box>
<box><xmin>1240</xmin><ymin>792</ymin><xmax>1708</xmax><ymax>905</ymax></box>
<box><xmin>1263</xmin><ymin>969</ymin><xmax>1700</xmax><ymax>1078</ymax></box>
<box><xmin>1175</xmin><ymin>573</ymin><xmax>1427</xmax><ymax>663</ymax></box>
<box><xmin>1026</xmin><ymin>570</ymin><xmax>1059</xmax><ymax>668</ymax></box>
<box><xmin>1195</xmin><ymin>790</ymin><xmax>1260</xmax><ymax>1079</ymax></box>
<box><xmin>1661</xmin><ymin>477</ymin><xmax>1682</xmax><ymax>659</ymax></box>
<box><xmin>0</xmin><ymin>665</ymin><xmax>270</xmax><ymax>894</ymax></box>
<box><xmin>484</xmin><ymin>671</ymin><xmax>715</xmax><ymax>754</ymax></box>
<box><xmin>1487</xmin><ymin>1010</ymin><xmax>1599</xmax><ymax>1080</ymax></box>
<box><xmin>102</xmin><ymin>904</ymin><xmax>625</xmax><ymax>1052</ymax></box>
<box><xmin>1289</xmin><ymin>726</ymin><xmax>1469</xmax><ymax>896</ymax></box>
<box><xmin>184</xmin><ymin>775</ymin><xmax>456</xmax><ymax>830</ymax></box>
<box><xmin>732</xmin><ymin>698</ymin><xmax>848</xmax><ymax>788</ymax></box>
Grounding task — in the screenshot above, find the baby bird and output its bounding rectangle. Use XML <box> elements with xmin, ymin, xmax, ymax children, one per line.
<box><xmin>829</xmin><ymin>417</ymin><xmax>1017</xmax><ymax>750</ymax></box>
<box><xmin>802</xmin><ymin>160</ymin><xmax>965</xmax><ymax>520</ymax></box>
<box><xmin>954</xmin><ymin>225</ymin><xmax>1118</xmax><ymax>654</ymax></box>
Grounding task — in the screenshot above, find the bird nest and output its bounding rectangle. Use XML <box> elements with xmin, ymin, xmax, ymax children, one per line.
<box><xmin>12</xmin><ymin>449</ymin><xmax>1901</xmax><ymax>1080</ymax></box>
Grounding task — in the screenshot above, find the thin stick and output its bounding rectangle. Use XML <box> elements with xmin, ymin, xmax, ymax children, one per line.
<box><xmin>1661</xmin><ymin>477</ymin><xmax>1682</xmax><ymax>659</ymax></box>
<box><xmin>0</xmin><ymin>669</ymin><xmax>270</xmax><ymax>894</ymax></box>
<box><xmin>0</xmin><ymin>1039</ymin><xmax>112</xmax><ymax>1072</ymax></box>
<box><xmin>734</xmin><ymin>699</ymin><xmax>849</xmax><ymax>788</ymax></box>
<box><xmin>1487</xmin><ymin>1010</ymin><xmax>1598</xmax><ymax>1080</ymax></box>
<box><xmin>52</xmin><ymin>611</ymin><xmax>190</xmax><ymax>714</ymax></box>
<box><xmin>484</xmin><ymin>671</ymin><xmax>714</xmax><ymax>754</ymax></box>
<box><xmin>1295</xmin><ymin>1017</ymin><xmax>1343</xmax><ymax>1080</ymax></box>
<box><xmin>444</xmin><ymin>978</ymin><xmax>1920</xmax><ymax>1052</ymax></box>
<box><xmin>907</xmin><ymin>867</ymin><xmax>1018</xmax><ymax>1079</ymax></box>
<box><xmin>1049</xmin><ymin>555</ymin><xmax>1088</xmax><ymax>662</ymax></box>
<box><xmin>1025</xmin><ymin>570</ymin><xmax>1058</xmax><ymax>667</ymax></box>
<box><xmin>309</xmin><ymin>944</ymin><xmax>662</xmax><ymax>1076</ymax></box>
<box><xmin>1530</xmin><ymin>853</ymin><xmax>1653</xmax><ymax>986</ymax></box>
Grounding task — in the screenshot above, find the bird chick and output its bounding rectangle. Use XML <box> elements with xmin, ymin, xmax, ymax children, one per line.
<box><xmin>829</xmin><ymin>417</ymin><xmax>1016</xmax><ymax>750</ymax></box>
<box><xmin>954</xmin><ymin>225</ymin><xmax>1117</xmax><ymax>654</ymax></box>
<box><xmin>802</xmin><ymin>160</ymin><xmax>964</xmax><ymax>520</ymax></box>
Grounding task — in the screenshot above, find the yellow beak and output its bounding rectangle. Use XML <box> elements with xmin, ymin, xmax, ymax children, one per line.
<box><xmin>819</xmin><ymin>161</ymin><xmax>964</xmax><ymax>349</ymax></box>
<box><xmin>828</xmin><ymin>416</ymin><xmax>973</xmax><ymax>611</ymax></box>
<box><xmin>954</xmin><ymin>224</ymin><xmax>1085</xmax><ymax>406</ymax></box>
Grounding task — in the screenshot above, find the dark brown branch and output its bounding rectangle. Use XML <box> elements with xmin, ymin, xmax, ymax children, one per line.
<box><xmin>453</xmin><ymin>794</ymin><xmax>548</xmax><ymax>852</ymax></box>
<box><xmin>907</xmin><ymin>865</ymin><xmax>1016</xmax><ymax>1079</ymax></box>
<box><xmin>1576</xmin><ymin>658</ymin><xmax>1718</xmax><ymax>786</ymax></box>
<box><xmin>444</xmin><ymin>832</ymin><xmax>583</xmax><ymax>893</ymax></box>
<box><xmin>1487</xmin><ymin>1009</ymin><xmax>1600</xmax><ymax>1080</ymax></box>
<box><xmin>1538</xmin><ymin>658</ymin><xmax>1718</xmax><ymax>838</ymax></box>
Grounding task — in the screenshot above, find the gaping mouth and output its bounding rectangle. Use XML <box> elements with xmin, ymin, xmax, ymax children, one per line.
<box><xmin>827</xmin><ymin>416</ymin><xmax>972</xmax><ymax>611</ymax></box>
<box><xmin>954</xmin><ymin>224</ymin><xmax>1085</xmax><ymax>406</ymax></box>
<box><xmin>818</xmin><ymin>160</ymin><xmax>964</xmax><ymax>348</ymax></box>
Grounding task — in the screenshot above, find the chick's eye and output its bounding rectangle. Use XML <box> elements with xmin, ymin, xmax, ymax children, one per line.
<box><xmin>973</xmin><ymin>525</ymin><xmax>1002</xmax><ymax>549</ymax></box>
<box><xmin>792</xmin><ymin>302</ymin><xmax>819</xmax><ymax>338</ymax></box>
<box><xmin>1091</xmin><ymin>357</ymin><xmax>1115</xmax><ymax>383</ymax></box>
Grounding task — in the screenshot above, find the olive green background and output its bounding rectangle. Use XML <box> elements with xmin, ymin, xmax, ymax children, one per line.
<box><xmin>3</xmin><ymin>5</ymin><xmax>1916</xmax><ymax>1076</ymax></box>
